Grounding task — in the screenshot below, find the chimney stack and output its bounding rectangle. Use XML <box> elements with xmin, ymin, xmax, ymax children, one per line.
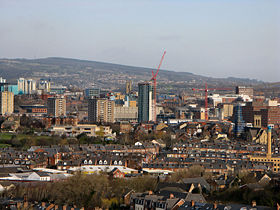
<box><xmin>191</xmin><ymin>200</ymin><xmax>195</xmax><ymax>207</ymax></box>
<box><xmin>252</xmin><ymin>200</ymin><xmax>257</xmax><ymax>207</ymax></box>
<box><xmin>214</xmin><ymin>201</ymin><xmax>218</xmax><ymax>209</ymax></box>
<box><xmin>267</xmin><ymin>126</ymin><xmax>272</xmax><ymax>158</ymax></box>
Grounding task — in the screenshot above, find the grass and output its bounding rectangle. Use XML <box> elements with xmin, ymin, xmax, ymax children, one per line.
<box><xmin>0</xmin><ymin>133</ymin><xmax>13</xmax><ymax>140</ymax></box>
<box><xmin>0</xmin><ymin>143</ymin><xmax>11</xmax><ymax>148</ymax></box>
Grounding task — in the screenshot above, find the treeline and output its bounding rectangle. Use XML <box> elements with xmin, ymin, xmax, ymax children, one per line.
<box><xmin>0</xmin><ymin>132</ymin><xmax>116</xmax><ymax>150</ymax></box>
<box><xmin>2</xmin><ymin>173</ymin><xmax>157</xmax><ymax>209</ymax></box>
<box><xmin>2</xmin><ymin>170</ymin><xmax>280</xmax><ymax>208</ymax></box>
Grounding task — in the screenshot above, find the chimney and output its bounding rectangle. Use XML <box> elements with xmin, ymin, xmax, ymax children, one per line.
<box><xmin>23</xmin><ymin>195</ymin><xmax>28</xmax><ymax>208</ymax></box>
<box><xmin>214</xmin><ymin>201</ymin><xmax>217</xmax><ymax>209</ymax></box>
<box><xmin>63</xmin><ymin>205</ymin><xmax>67</xmax><ymax>210</ymax></box>
<box><xmin>17</xmin><ymin>202</ymin><xmax>22</xmax><ymax>209</ymax></box>
<box><xmin>55</xmin><ymin>205</ymin><xmax>59</xmax><ymax>210</ymax></box>
<box><xmin>191</xmin><ymin>200</ymin><xmax>195</xmax><ymax>207</ymax></box>
<box><xmin>277</xmin><ymin>203</ymin><xmax>279</xmax><ymax>210</ymax></box>
<box><xmin>42</xmin><ymin>202</ymin><xmax>46</xmax><ymax>207</ymax></box>
<box><xmin>252</xmin><ymin>200</ymin><xmax>257</xmax><ymax>207</ymax></box>
<box><xmin>23</xmin><ymin>201</ymin><xmax>28</xmax><ymax>208</ymax></box>
<box><xmin>46</xmin><ymin>204</ymin><xmax>55</xmax><ymax>210</ymax></box>
<box><xmin>267</xmin><ymin>126</ymin><xmax>272</xmax><ymax>158</ymax></box>
<box><xmin>170</xmin><ymin>193</ymin><xmax>174</xmax><ymax>199</ymax></box>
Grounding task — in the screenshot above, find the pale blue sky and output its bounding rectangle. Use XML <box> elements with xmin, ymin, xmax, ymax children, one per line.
<box><xmin>0</xmin><ymin>0</ymin><xmax>279</xmax><ymax>82</ymax></box>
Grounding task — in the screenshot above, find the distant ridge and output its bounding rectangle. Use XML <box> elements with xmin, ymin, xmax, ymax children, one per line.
<box><xmin>0</xmin><ymin>57</ymin><xmax>264</xmax><ymax>90</ymax></box>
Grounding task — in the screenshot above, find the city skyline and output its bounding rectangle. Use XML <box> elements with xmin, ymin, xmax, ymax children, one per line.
<box><xmin>0</xmin><ymin>0</ymin><xmax>279</xmax><ymax>82</ymax></box>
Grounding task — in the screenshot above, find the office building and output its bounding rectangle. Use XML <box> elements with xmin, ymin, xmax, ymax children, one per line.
<box><xmin>138</xmin><ymin>82</ymin><xmax>153</xmax><ymax>122</ymax></box>
<box><xmin>0</xmin><ymin>91</ymin><xmax>14</xmax><ymax>115</ymax></box>
<box><xmin>236</xmin><ymin>86</ymin><xmax>253</xmax><ymax>97</ymax></box>
<box><xmin>114</xmin><ymin>106</ymin><xmax>138</xmax><ymax>122</ymax></box>
<box><xmin>88</xmin><ymin>98</ymin><xmax>115</xmax><ymax>123</ymax></box>
<box><xmin>233</xmin><ymin>103</ymin><xmax>245</xmax><ymax>137</ymax></box>
<box><xmin>126</xmin><ymin>80</ymin><xmax>132</xmax><ymax>94</ymax></box>
<box><xmin>47</xmin><ymin>96</ymin><xmax>66</xmax><ymax>117</ymax></box>
<box><xmin>85</xmin><ymin>88</ymin><xmax>100</xmax><ymax>98</ymax></box>
<box><xmin>50</xmin><ymin>86</ymin><xmax>67</xmax><ymax>94</ymax></box>
<box><xmin>242</xmin><ymin>100</ymin><xmax>280</xmax><ymax>127</ymax></box>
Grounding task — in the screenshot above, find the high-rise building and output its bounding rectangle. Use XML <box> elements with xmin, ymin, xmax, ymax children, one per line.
<box><xmin>38</xmin><ymin>79</ymin><xmax>51</xmax><ymax>93</ymax></box>
<box><xmin>138</xmin><ymin>82</ymin><xmax>153</xmax><ymax>122</ymax></box>
<box><xmin>233</xmin><ymin>103</ymin><xmax>245</xmax><ymax>137</ymax></box>
<box><xmin>0</xmin><ymin>82</ymin><xmax>8</xmax><ymax>92</ymax></box>
<box><xmin>125</xmin><ymin>80</ymin><xmax>132</xmax><ymax>94</ymax></box>
<box><xmin>236</xmin><ymin>86</ymin><xmax>253</xmax><ymax>97</ymax></box>
<box><xmin>47</xmin><ymin>96</ymin><xmax>66</xmax><ymax>117</ymax></box>
<box><xmin>17</xmin><ymin>78</ymin><xmax>37</xmax><ymax>94</ymax></box>
<box><xmin>0</xmin><ymin>77</ymin><xmax>6</xmax><ymax>83</ymax></box>
<box><xmin>0</xmin><ymin>91</ymin><xmax>14</xmax><ymax>115</ymax></box>
<box><xmin>88</xmin><ymin>98</ymin><xmax>115</xmax><ymax>123</ymax></box>
<box><xmin>85</xmin><ymin>88</ymin><xmax>100</xmax><ymax>98</ymax></box>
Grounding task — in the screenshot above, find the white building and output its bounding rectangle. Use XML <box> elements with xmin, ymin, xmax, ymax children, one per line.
<box><xmin>17</xmin><ymin>78</ymin><xmax>37</xmax><ymax>94</ymax></box>
<box><xmin>0</xmin><ymin>77</ymin><xmax>6</xmax><ymax>83</ymax></box>
<box><xmin>38</xmin><ymin>79</ymin><xmax>51</xmax><ymax>93</ymax></box>
<box><xmin>49</xmin><ymin>124</ymin><xmax>114</xmax><ymax>138</ymax></box>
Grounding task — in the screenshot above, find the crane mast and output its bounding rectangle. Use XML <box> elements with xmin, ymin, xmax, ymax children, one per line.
<box><xmin>192</xmin><ymin>83</ymin><xmax>233</xmax><ymax>121</ymax></box>
<box><xmin>151</xmin><ymin>51</ymin><xmax>166</xmax><ymax>122</ymax></box>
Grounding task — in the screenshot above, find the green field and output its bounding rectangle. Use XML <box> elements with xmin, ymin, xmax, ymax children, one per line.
<box><xmin>0</xmin><ymin>132</ymin><xmax>62</xmax><ymax>149</ymax></box>
<box><xmin>0</xmin><ymin>143</ymin><xmax>11</xmax><ymax>148</ymax></box>
<box><xmin>0</xmin><ymin>133</ymin><xmax>13</xmax><ymax>140</ymax></box>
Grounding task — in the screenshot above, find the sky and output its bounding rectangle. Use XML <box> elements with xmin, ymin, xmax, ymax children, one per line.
<box><xmin>0</xmin><ymin>0</ymin><xmax>279</xmax><ymax>82</ymax></box>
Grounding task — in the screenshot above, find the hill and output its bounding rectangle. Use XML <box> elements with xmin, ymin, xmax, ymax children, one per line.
<box><xmin>0</xmin><ymin>57</ymin><xmax>264</xmax><ymax>93</ymax></box>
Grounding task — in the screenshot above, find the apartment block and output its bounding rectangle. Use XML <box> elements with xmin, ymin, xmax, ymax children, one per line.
<box><xmin>0</xmin><ymin>91</ymin><xmax>14</xmax><ymax>115</ymax></box>
<box><xmin>47</xmin><ymin>96</ymin><xmax>66</xmax><ymax>117</ymax></box>
<box><xmin>88</xmin><ymin>98</ymin><xmax>115</xmax><ymax>123</ymax></box>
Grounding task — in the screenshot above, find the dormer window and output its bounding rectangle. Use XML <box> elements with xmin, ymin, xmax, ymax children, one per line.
<box><xmin>114</xmin><ymin>160</ymin><xmax>118</xmax><ymax>165</ymax></box>
<box><xmin>119</xmin><ymin>161</ymin><xmax>122</xmax><ymax>165</ymax></box>
<box><xmin>88</xmin><ymin>160</ymin><xmax>92</xmax><ymax>164</ymax></box>
<box><xmin>84</xmin><ymin>160</ymin><xmax>88</xmax><ymax>164</ymax></box>
<box><xmin>99</xmin><ymin>160</ymin><xmax>103</xmax><ymax>165</ymax></box>
<box><xmin>104</xmin><ymin>160</ymin><xmax>108</xmax><ymax>165</ymax></box>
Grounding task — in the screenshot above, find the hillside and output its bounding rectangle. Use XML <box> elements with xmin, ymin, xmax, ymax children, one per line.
<box><xmin>0</xmin><ymin>57</ymin><xmax>265</xmax><ymax>93</ymax></box>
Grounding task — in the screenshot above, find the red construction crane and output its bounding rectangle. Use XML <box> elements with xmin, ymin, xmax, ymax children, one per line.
<box><xmin>192</xmin><ymin>83</ymin><xmax>233</xmax><ymax>121</ymax></box>
<box><xmin>151</xmin><ymin>51</ymin><xmax>166</xmax><ymax>122</ymax></box>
